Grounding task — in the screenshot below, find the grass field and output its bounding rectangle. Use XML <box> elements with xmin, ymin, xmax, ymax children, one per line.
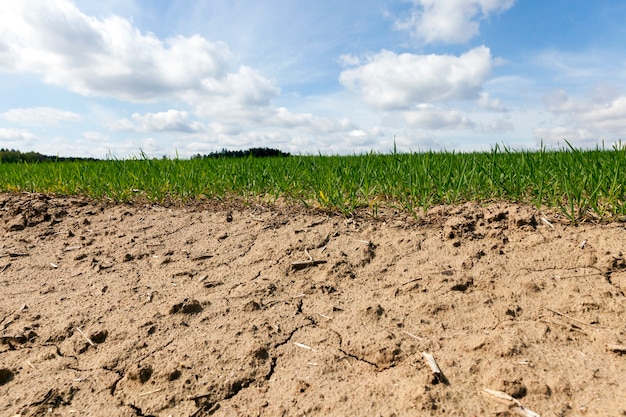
<box><xmin>1</xmin><ymin>145</ymin><xmax>625</xmax><ymax>222</ymax></box>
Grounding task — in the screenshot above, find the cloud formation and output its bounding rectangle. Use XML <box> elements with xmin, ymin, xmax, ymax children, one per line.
<box><xmin>2</xmin><ymin>107</ymin><xmax>81</xmax><ymax>125</ymax></box>
<box><xmin>0</xmin><ymin>0</ymin><xmax>277</xmax><ymax>108</ymax></box>
<box><xmin>402</xmin><ymin>105</ymin><xmax>474</xmax><ymax>130</ymax></box>
<box><xmin>478</xmin><ymin>92</ymin><xmax>507</xmax><ymax>112</ymax></box>
<box><xmin>0</xmin><ymin>128</ymin><xmax>36</xmax><ymax>144</ymax></box>
<box><xmin>536</xmin><ymin>89</ymin><xmax>626</xmax><ymax>145</ymax></box>
<box><xmin>396</xmin><ymin>0</ymin><xmax>516</xmax><ymax>44</ymax></box>
<box><xmin>111</xmin><ymin>110</ymin><xmax>206</xmax><ymax>133</ymax></box>
<box><xmin>339</xmin><ymin>46</ymin><xmax>493</xmax><ymax>110</ymax></box>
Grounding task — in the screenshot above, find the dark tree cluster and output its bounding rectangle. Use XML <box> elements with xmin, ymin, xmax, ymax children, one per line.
<box><xmin>0</xmin><ymin>147</ymin><xmax>291</xmax><ymax>163</ymax></box>
<box><xmin>0</xmin><ymin>149</ymin><xmax>98</xmax><ymax>163</ymax></box>
<box><xmin>191</xmin><ymin>147</ymin><xmax>291</xmax><ymax>159</ymax></box>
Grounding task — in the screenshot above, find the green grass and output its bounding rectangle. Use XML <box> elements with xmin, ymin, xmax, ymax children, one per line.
<box><xmin>1</xmin><ymin>145</ymin><xmax>625</xmax><ymax>222</ymax></box>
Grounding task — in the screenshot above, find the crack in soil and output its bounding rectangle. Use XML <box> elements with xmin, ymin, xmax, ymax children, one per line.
<box><xmin>189</xmin><ymin>377</ymin><xmax>255</xmax><ymax>416</ymax></box>
<box><xmin>108</xmin><ymin>369</ymin><xmax>124</xmax><ymax>396</ymax></box>
<box><xmin>128</xmin><ymin>402</ymin><xmax>157</xmax><ymax>417</ymax></box>
<box><xmin>327</xmin><ymin>327</ymin><xmax>380</xmax><ymax>369</ymax></box>
<box><xmin>189</xmin><ymin>319</ymin><xmax>315</xmax><ymax>416</ymax></box>
<box><xmin>338</xmin><ymin>347</ymin><xmax>379</xmax><ymax>369</ymax></box>
<box><xmin>265</xmin><ymin>356</ymin><xmax>278</xmax><ymax>381</ymax></box>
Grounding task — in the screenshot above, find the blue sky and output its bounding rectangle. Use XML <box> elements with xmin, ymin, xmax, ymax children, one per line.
<box><xmin>1</xmin><ymin>0</ymin><xmax>626</xmax><ymax>158</ymax></box>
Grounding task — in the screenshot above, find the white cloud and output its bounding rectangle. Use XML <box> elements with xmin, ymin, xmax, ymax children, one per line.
<box><xmin>0</xmin><ymin>0</ymin><xmax>277</xmax><ymax>108</ymax></box>
<box><xmin>2</xmin><ymin>107</ymin><xmax>80</xmax><ymax>125</ymax></box>
<box><xmin>396</xmin><ymin>0</ymin><xmax>516</xmax><ymax>44</ymax></box>
<box><xmin>532</xmin><ymin>126</ymin><xmax>595</xmax><ymax>146</ymax></box>
<box><xmin>483</xmin><ymin>115</ymin><xmax>514</xmax><ymax>132</ymax></box>
<box><xmin>546</xmin><ymin>89</ymin><xmax>626</xmax><ymax>133</ymax></box>
<box><xmin>337</xmin><ymin>54</ymin><xmax>362</xmax><ymax>67</ymax></box>
<box><xmin>267</xmin><ymin>108</ymin><xmax>354</xmax><ymax>134</ymax></box>
<box><xmin>580</xmin><ymin>96</ymin><xmax>626</xmax><ymax>132</ymax></box>
<box><xmin>536</xmin><ymin>89</ymin><xmax>626</xmax><ymax>146</ymax></box>
<box><xmin>111</xmin><ymin>110</ymin><xmax>206</xmax><ymax>133</ymax></box>
<box><xmin>82</xmin><ymin>131</ymin><xmax>110</xmax><ymax>143</ymax></box>
<box><xmin>544</xmin><ymin>89</ymin><xmax>594</xmax><ymax>114</ymax></box>
<box><xmin>478</xmin><ymin>92</ymin><xmax>507</xmax><ymax>112</ymax></box>
<box><xmin>339</xmin><ymin>46</ymin><xmax>493</xmax><ymax>110</ymax></box>
<box><xmin>402</xmin><ymin>105</ymin><xmax>474</xmax><ymax>130</ymax></box>
<box><xmin>0</xmin><ymin>128</ymin><xmax>36</xmax><ymax>144</ymax></box>
<box><xmin>191</xmin><ymin>66</ymin><xmax>280</xmax><ymax>122</ymax></box>
<box><xmin>193</xmin><ymin>98</ymin><xmax>355</xmax><ymax>139</ymax></box>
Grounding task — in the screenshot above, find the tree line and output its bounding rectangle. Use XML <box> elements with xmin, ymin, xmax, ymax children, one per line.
<box><xmin>0</xmin><ymin>147</ymin><xmax>290</xmax><ymax>163</ymax></box>
<box><xmin>191</xmin><ymin>147</ymin><xmax>291</xmax><ymax>159</ymax></box>
<box><xmin>0</xmin><ymin>149</ymin><xmax>99</xmax><ymax>163</ymax></box>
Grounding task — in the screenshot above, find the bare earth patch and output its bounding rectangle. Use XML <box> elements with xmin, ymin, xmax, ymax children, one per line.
<box><xmin>1</xmin><ymin>193</ymin><xmax>625</xmax><ymax>416</ymax></box>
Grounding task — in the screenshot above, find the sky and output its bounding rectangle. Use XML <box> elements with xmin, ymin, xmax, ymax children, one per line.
<box><xmin>1</xmin><ymin>0</ymin><xmax>626</xmax><ymax>158</ymax></box>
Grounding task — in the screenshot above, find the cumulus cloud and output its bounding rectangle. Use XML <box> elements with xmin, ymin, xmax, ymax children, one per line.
<box><xmin>337</xmin><ymin>54</ymin><xmax>362</xmax><ymax>67</ymax></box>
<box><xmin>82</xmin><ymin>131</ymin><xmax>111</xmax><ymax>143</ymax></box>
<box><xmin>532</xmin><ymin>126</ymin><xmax>596</xmax><ymax>146</ymax></box>
<box><xmin>0</xmin><ymin>0</ymin><xmax>277</xmax><ymax>108</ymax></box>
<box><xmin>109</xmin><ymin>105</ymin><xmax>357</xmax><ymax>156</ymax></box>
<box><xmin>111</xmin><ymin>110</ymin><xmax>206</xmax><ymax>133</ymax></box>
<box><xmin>483</xmin><ymin>115</ymin><xmax>514</xmax><ymax>132</ymax></box>
<box><xmin>478</xmin><ymin>92</ymin><xmax>507</xmax><ymax>112</ymax></box>
<box><xmin>402</xmin><ymin>105</ymin><xmax>474</xmax><ymax>130</ymax></box>
<box><xmin>193</xmin><ymin>102</ymin><xmax>355</xmax><ymax>140</ymax></box>
<box><xmin>191</xmin><ymin>66</ymin><xmax>280</xmax><ymax>122</ymax></box>
<box><xmin>267</xmin><ymin>108</ymin><xmax>354</xmax><ymax>134</ymax></box>
<box><xmin>544</xmin><ymin>89</ymin><xmax>593</xmax><ymax>114</ymax></box>
<box><xmin>579</xmin><ymin>96</ymin><xmax>626</xmax><ymax>132</ymax></box>
<box><xmin>396</xmin><ymin>0</ymin><xmax>516</xmax><ymax>44</ymax></box>
<box><xmin>537</xmin><ymin>89</ymin><xmax>626</xmax><ymax>145</ymax></box>
<box><xmin>0</xmin><ymin>128</ymin><xmax>36</xmax><ymax>144</ymax></box>
<box><xmin>339</xmin><ymin>46</ymin><xmax>493</xmax><ymax>110</ymax></box>
<box><xmin>2</xmin><ymin>107</ymin><xmax>81</xmax><ymax>125</ymax></box>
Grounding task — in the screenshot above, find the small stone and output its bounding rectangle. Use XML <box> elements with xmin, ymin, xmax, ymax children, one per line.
<box><xmin>0</xmin><ymin>368</ymin><xmax>14</xmax><ymax>385</ymax></box>
<box><xmin>168</xmin><ymin>369</ymin><xmax>182</xmax><ymax>381</ymax></box>
<box><xmin>133</xmin><ymin>366</ymin><xmax>153</xmax><ymax>384</ymax></box>
<box><xmin>90</xmin><ymin>330</ymin><xmax>108</xmax><ymax>344</ymax></box>
<box><xmin>7</xmin><ymin>214</ymin><xmax>27</xmax><ymax>231</ymax></box>
<box><xmin>170</xmin><ymin>299</ymin><xmax>203</xmax><ymax>314</ymax></box>
<box><xmin>243</xmin><ymin>301</ymin><xmax>261</xmax><ymax>312</ymax></box>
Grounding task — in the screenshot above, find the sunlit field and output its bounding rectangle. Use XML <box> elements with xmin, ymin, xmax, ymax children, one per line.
<box><xmin>1</xmin><ymin>145</ymin><xmax>625</xmax><ymax>222</ymax></box>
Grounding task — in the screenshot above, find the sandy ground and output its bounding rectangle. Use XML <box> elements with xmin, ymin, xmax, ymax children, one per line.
<box><xmin>1</xmin><ymin>193</ymin><xmax>625</xmax><ymax>417</ymax></box>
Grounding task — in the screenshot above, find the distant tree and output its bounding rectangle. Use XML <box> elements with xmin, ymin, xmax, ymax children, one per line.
<box><xmin>192</xmin><ymin>147</ymin><xmax>290</xmax><ymax>159</ymax></box>
<box><xmin>0</xmin><ymin>147</ymin><xmax>290</xmax><ymax>163</ymax></box>
<box><xmin>0</xmin><ymin>149</ymin><xmax>98</xmax><ymax>163</ymax></box>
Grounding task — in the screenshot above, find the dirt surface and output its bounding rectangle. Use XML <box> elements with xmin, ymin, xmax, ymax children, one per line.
<box><xmin>1</xmin><ymin>193</ymin><xmax>625</xmax><ymax>417</ymax></box>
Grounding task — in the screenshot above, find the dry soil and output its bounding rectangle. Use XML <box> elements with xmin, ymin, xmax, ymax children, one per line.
<box><xmin>1</xmin><ymin>193</ymin><xmax>625</xmax><ymax>416</ymax></box>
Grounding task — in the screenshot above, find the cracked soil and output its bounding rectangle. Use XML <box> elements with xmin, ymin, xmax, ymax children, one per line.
<box><xmin>1</xmin><ymin>193</ymin><xmax>625</xmax><ymax>416</ymax></box>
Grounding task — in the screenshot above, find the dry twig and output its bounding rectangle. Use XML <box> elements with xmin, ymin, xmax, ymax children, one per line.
<box><xmin>422</xmin><ymin>352</ymin><xmax>447</xmax><ymax>385</ymax></box>
<box><xmin>607</xmin><ymin>344</ymin><xmax>626</xmax><ymax>354</ymax></box>
<box><xmin>291</xmin><ymin>260</ymin><xmax>327</xmax><ymax>270</ymax></box>
<box><xmin>546</xmin><ymin>307</ymin><xmax>592</xmax><ymax>327</ymax></box>
<box><xmin>76</xmin><ymin>327</ymin><xmax>95</xmax><ymax>347</ymax></box>
<box><xmin>191</xmin><ymin>254</ymin><xmax>213</xmax><ymax>261</ymax></box>
<box><xmin>403</xmin><ymin>330</ymin><xmax>425</xmax><ymax>341</ymax></box>
<box><xmin>0</xmin><ymin>252</ymin><xmax>29</xmax><ymax>258</ymax></box>
<box><xmin>317</xmin><ymin>312</ymin><xmax>332</xmax><ymax>320</ymax></box>
<box><xmin>294</xmin><ymin>342</ymin><xmax>314</xmax><ymax>351</ymax></box>
<box><xmin>482</xmin><ymin>388</ymin><xmax>540</xmax><ymax>417</ymax></box>
<box><xmin>138</xmin><ymin>387</ymin><xmax>164</xmax><ymax>397</ymax></box>
<box><xmin>541</xmin><ymin>216</ymin><xmax>554</xmax><ymax>229</ymax></box>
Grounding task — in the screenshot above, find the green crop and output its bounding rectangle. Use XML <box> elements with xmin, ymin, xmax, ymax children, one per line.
<box><xmin>1</xmin><ymin>144</ymin><xmax>625</xmax><ymax>222</ymax></box>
